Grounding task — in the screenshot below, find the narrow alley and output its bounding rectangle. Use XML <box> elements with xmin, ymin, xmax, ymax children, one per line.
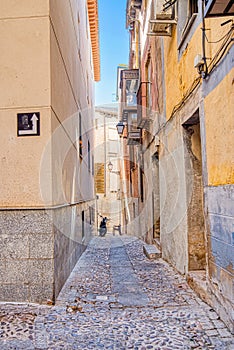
<box><xmin>0</xmin><ymin>235</ymin><xmax>233</xmax><ymax>350</ymax></box>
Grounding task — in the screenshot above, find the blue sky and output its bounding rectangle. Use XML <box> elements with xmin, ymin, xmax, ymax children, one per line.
<box><xmin>95</xmin><ymin>0</ymin><xmax>129</xmax><ymax>106</ymax></box>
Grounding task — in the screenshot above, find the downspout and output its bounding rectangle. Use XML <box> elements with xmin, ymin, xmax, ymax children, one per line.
<box><xmin>120</xmin><ymin>138</ymin><xmax>131</xmax><ymax>224</ymax></box>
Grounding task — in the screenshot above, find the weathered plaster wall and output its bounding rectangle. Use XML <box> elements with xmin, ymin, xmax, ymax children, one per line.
<box><xmin>204</xmin><ymin>70</ymin><xmax>234</xmax><ymax>186</ymax></box>
<box><xmin>201</xmin><ymin>47</ymin><xmax>234</xmax><ymax>330</ymax></box>
<box><xmin>161</xmin><ymin>10</ymin><xmax>234</xmax><ymax>329</ymax></box>
<box><xmin>159</xmin><ymin>122</ymin><xmax>188</xmax><ymax>274</ymax></box>
<box><xmin>164</xmin><ymin>24</ymin><xmax>202</xmax><ymax>120</ymax></box>
<box><xmin>205</xmin><ymin>185</ymin><xmax>234</xmax><ymax>331</ymax></box>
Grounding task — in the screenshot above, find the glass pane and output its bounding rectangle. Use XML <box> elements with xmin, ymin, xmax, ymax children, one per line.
<box><xmin>126</xmin><ymin>79</ymin><xmax>138</xmax><ymax>106</ymax></box>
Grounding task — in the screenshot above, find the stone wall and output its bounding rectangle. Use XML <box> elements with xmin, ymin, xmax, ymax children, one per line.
<box><xmin>0</xmin><ymin>210</ymin><xmax>54</xmax><ymax>303</ymax></box>
<box><xmin>0</xmin><ymin>201</ymin><xmax>94</xmax><ymax>303</ymax></box>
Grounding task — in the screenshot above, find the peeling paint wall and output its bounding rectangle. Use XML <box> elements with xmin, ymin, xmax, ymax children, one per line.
<box><xmin>125</xmin><ymin>0</ymin><xmax>233</xmax><ymax>330</ymax></box>
<box><xmin>202</xmin><ymin>44</ymin><xmax>234</xmax><ymax>331</ymax></box>
<box><xmin>204</xmin><ymin>70</ymin><xmax>234</xmax><ymax>186</ymax></box>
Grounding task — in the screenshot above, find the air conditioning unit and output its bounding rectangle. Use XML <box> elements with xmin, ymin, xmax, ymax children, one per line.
<box><xmin>148</xmin><ymin>0</ymin><xmax>177</xmax><ymax>37</ymax></box>
<box><xmin>155</xmin><ymin>0</ymin><xmax>174</xmax><ymax>20</ymax></box>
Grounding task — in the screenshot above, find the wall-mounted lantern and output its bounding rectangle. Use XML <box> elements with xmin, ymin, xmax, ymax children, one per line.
<box><xmin>116</xmin><ymin>121</ymin><xmax>125</xmax><ymax>136</ymax></box>
<box><xmin>107</xmin><ymin>161</ymin><xmax>114</xmax><ymax>172</ymax></box>
<box><xmin>108</xmin><ymin>161</ymin><xmax>120</xmax><ymax>175</ymax></box>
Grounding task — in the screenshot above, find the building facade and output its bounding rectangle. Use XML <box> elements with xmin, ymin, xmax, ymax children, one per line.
<box><xmin>0</xmin><ymin>0</ymin><xmax>100</xmax><ymax>303</ymax></box>
<box><xmin>94</xmin><ymin>105</ymin><xmax>122</xmax><ymax>231</ymax></box>
<box><xmin>120</xmin><ymin>0</ymin><xmax>233</xmax><ymax>331</ymax></box>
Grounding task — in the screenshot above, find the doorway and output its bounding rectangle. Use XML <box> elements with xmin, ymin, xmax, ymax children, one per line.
<box><xmin>183</xmin><ymin>111</ymin><xmax>206</xmax><ymax>271</ymax></box>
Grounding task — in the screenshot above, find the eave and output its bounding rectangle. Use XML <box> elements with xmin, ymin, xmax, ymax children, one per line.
<box><xmin>205</xmin><ymin>0</ymin><xmax>234</xmax><ymax>17</ymax></box>
<box><xmin>87</xmin><ymin>0</ymin><xmax>100</xmax><ymax>82</ymax></box>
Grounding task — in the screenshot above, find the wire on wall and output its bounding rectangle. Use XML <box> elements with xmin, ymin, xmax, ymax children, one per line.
<box><xmin>208</xmin><ymin>22</ymin><xmax>234</xmax><ymax>74</ymax></box>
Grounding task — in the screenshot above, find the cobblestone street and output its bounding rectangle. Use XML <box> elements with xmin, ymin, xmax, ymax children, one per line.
<box><xmin>0</xmin><ymin>235</ymin><xmax>233</xmax><ymax>350</ymax></box>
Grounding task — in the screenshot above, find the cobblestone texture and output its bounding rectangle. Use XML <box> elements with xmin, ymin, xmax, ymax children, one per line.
<box><xmin>0</xmin><ymin>235</ymin><xmax>233</xmax><ymax>349</ymax></box>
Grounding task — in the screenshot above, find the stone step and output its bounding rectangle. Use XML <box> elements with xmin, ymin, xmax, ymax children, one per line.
<box><xmin>153</xmin><ymin>237</ymin><xmax>161</xmax><ymax>251</ymax></box>
<box><xmin>143</xmin><ymin>244</ymin><xmax>161</xmax><ymax>259</ymax></box>
<box><xmin>187</xmin><ymin>270</ymin><xmax>211</xmax><ymax>305</ymax></box>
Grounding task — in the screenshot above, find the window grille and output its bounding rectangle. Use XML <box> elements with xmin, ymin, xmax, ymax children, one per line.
<box><xmin>163</xmin><ymin>0</ymin><xmax>177</xmax><ymax>11</ymax></box>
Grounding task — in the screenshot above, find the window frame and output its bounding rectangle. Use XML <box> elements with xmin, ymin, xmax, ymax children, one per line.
<box><xmin>88</xmin><ymin>140</ymin><xmax>91</xmax><ymax>172</ymax></box>
<box><xmin>79</xmin><ymin>112</ymin><xmax>83</xmax><ymax>159</ymax></box>
<box><xmin>177</xmin><ymin>0</ymin><xmax>200</xmax><ymax>54</ymax></box>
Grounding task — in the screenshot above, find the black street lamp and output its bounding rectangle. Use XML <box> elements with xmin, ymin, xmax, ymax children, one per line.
<box><xmin>107</xmin><ymin>161</ymin><xmax>120</xmax><ymax>175</ymax></box>
<box><xmin>116</xmin><ymin>121</ymin><xmax>125</xmax><ymax>136</ymax></box>
<box><xmin>107</xmin><ymin>161</ymin><xmax>114</xmax><ymax>172</ymax></box>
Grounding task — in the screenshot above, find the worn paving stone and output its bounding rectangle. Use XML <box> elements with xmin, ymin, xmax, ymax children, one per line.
<box><xmin>0</xmin><ymin>235</ymin><xmax>233</xmax><ymax>349</ymax></box>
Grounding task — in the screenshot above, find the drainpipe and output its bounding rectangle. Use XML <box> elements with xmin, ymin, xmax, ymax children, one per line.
<box><xmin>120</xmin><ymin>138</ymin><xmax>131</xmax><ymax>225</ymax></box>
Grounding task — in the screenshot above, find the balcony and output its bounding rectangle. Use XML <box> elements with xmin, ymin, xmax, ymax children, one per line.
<box><xmin>137</xmin><ymin>82</ymin><xmax>150</xmax><ymax>129</ymax></box>
<box><xmin>120</xmin><ymin>69</ymin><xmax>139</xmax><ymax>114</ymax></box>
<box><xmin>205</xmin><ymin>0</ymin><xmax>234</xmax><ymax>17</ymax></box>
<box><xmin>126</xmin><ymin>111</ymin><xmax>141</xmax><ymax>145</ymax></box>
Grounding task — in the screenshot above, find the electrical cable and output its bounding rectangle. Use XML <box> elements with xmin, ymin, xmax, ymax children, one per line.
<box><xmin>208</xmin><ymin>26</ymin><xmax>234</xmax><ymax>73</ymax></box>
<box><xmin>171</xmin><ymin>77</ymin><xmax>201</xmax><ymax>117</ymax></box>
<box><xmin>201</xmin><ymin>0</ymin><xmax>208</xmax><ymax>78</ymax></box>
<box><xmin>209</xmin><ymin>38</ymin><xmax>234</xmax><ymax>74</ymax></box>
<box><xmin>204</xmin><ymin>25</ymin><xmax>233</xmax><ymax>44</ymax></box>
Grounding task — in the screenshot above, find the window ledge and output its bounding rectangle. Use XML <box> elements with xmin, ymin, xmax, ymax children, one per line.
<box><xmin>178</xmin><ymin>13</ymin><xmax>198</xmax><ymax>51</ymax></box>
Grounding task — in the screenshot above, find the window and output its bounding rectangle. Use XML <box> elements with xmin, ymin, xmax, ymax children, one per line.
<box><xmin>140</xmin><ymin>168</ymin><xmax>144</xmax><ymax>202</ymax></box>
<box><xmin>128</xmin><ymin>112</ymin><xmax>138</xmax><ymax>131</ymax></box>
<box><xmin>145</xmin><ymin>57</ymin><xmax>152</xmax><ymax>110</ymax></box>
<box><xmin>89</xmin><ymin>206</ymin><xmax>94</xmax><ymax>225</ymax></box>
<box><xmin>188</xmin><ymin>0</ymin><xmax>198</xmax><ymax>18</ymax></box>
<box><xmin>92</xmin><ymin>155</ymin><xmax>94</xmax><ymax>176</ymax></box>
<box><xmin>88</xmin><ymin>141</ymin><xmax>91</xmax><ymax>172</ymax></box>
<box><xmin>79</xmin><ymin>113</ymin><xmax>82</xmax><ymax>158</ymax></box>
<box><xmin>177</xmin><ymin>0</ymin><xmax>199</xmax><ymax>51</ymax></box>
<box><xmin>126</xmin><ymin>79</ymin><xmax>138</xmax><ymax>107</ymax></box>
<box><xmin>82</xmin><ymin>210</ymin><xmax>85</xmax><ymax>238</ymax></box>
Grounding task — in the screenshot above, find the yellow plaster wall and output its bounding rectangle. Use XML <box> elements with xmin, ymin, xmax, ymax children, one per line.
<box><xmin>205</xmin><ymin>17</ymin><xmax>234</xmax><ymax>63</ymax></box>
<box><xmin>0</xmin><ymin>0</ymin><xmax>49</xmax><ymax>18</ymax></box>
<box><xmin>0</xmin><ymin>17</ymin><xmax>50</xmax><ymax>109</ymax></box>
<box><xmin>163</xmin><ymin>28</ymin><xmax>181</xmax><ymax>120</ymax></box>
<box><xmin>163</xmin><ymin>18</ymin><xmax>234</xmax><ymax>121</ymax></box>
<box><xmin>164</xmin><ymin>26</ymin><xmax>202</xmax><ymax>120</ymax></box>
<box><xmin>0</xmin><ymin>0</ymin><xmax>95</xmax><ymax>207</ymax></box>
<box><xmin>0</xmin><ymin>13</ymin><xmax>51</xmax><ymax>207</ymax></box>
<box><xmin>0</xmin><ymin>108</ymin><xmax>52</xmax><ymax>207</ymax></box>
<box><xmin>204</xmin><ymin>70</ymin><xmax>234</xmax><ymax>186</ymax></box>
